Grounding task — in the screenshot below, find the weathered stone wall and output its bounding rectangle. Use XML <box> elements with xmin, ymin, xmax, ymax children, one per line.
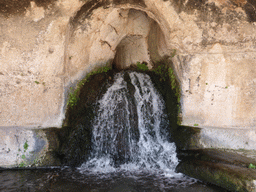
<box><xmin>0</xmin><ymin>0</ymin><xmax>256</xmax><ymax>167</ymax></box>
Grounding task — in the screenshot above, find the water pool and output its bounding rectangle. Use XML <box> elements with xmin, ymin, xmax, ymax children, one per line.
<box><xmin>0</xmin><ymin>168</ymin><xmax>229</xmax><ymax>192</ymax></box>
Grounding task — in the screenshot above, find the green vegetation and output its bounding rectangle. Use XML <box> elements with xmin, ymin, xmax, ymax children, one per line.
<box><xmin>23</xmin><ymin>140</ymin><xmax>29</xmax><ymax>152</ymax></box>
<box><xmin>35</xmin><ymin>81</ymin><xmax>46</xmax><ymax>85</ymax></box>
<box><xmin>249</xmin><ymin>163</ymin><xmax>256</xmax><ymax>169</ymax></box>
<box><xmin>67</xmin><ymin>87</ymin><xmax>79</xmax><ymax>109</ymax></box>
<box><xmin>152</xmin><ymin>64</ymin><xmax>169</xmax><ymax>81</ymax></box>
<box><xmin>16</xmin><ymin>140</ymin><xmax>29</xmax><ymax>167</ymax></box>
<box><xmin>67</xmin><ymin>65</ymin><xmax>112</xmax><ymax>108</ymax></box>
<box><xmin>152</xmin><ymin>62</ymin><xmax>181</xmax><ymax>103</ymax></box>
<box><xmin>19</xmin><ymin>162</ymin><xmax>25</xmax><ymax>168</ymax></box>
<box><xmin>136</xmin><ymin>62</ymin><xmax>149</xmax><ymax>71</ymax></box>
<box><xmin>151</xmin><ymin>53</ymin><xmax>182</xmax><ymax>125</ymax></box>
<box><xmin>194</xmin><ymin>124</ymin><xmax>199</xmax><ymax>126</ymax></box>
<box><xmin>169</xmin><ymin>68</ymin><xmax>181</xmax><ymax>103</ymax></box>
<box><xmin>151</xmin><ymin>49</ymin><xmax>180</xmax><ymax>103</ymax></box>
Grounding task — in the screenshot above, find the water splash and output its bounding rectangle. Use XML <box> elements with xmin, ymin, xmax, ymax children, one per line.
<box><xmin>79</xmin><ymin>71</ymin><xmax>180</xmax><ymax>176</ymax></box>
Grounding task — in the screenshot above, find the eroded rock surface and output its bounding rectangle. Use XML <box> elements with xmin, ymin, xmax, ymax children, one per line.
<box><xmin>0</xmin><ymin>0</ymin><xmax>256</xmax><ymax>167</ymax></box>
<box><xmin>177</xmin><ymin>149</ymin><xmax>256</xmax><ymax>192</ymax></box>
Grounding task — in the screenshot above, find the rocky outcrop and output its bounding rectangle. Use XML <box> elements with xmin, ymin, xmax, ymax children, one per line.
<box><xmin>177</xmin><ymin>149</ymin><xmax>256</xmax><ymax>192</ymax></box>
<box><xmin>0</xmin><ymin>0</ymin><xmax>256</xmax><ymax>167</ymax></box>
<box><xmin>1</xmin><ymin>0</ymin><xmax>255</xmax><ymax>129</ymax></box>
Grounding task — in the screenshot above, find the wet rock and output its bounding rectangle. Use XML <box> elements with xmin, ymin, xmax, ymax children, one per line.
<box><xmin>177</xmin><ymin>149</ymin><xmax>256</xmax><ymax>192</ymax></box>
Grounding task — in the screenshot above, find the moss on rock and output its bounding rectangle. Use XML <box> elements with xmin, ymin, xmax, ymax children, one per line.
<box><xmin>59</xmin><ymin>67</ymin><xmax>116</xmax><ymax>167</ymax></box>
<box><xmin>177</xmin><ymin>149</ymin><xmax>256</xmax><ymax>192</ymax></box>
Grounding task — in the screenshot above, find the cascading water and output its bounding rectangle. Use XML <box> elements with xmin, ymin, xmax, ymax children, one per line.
<box><xmin>79</xmin><ymin>71</ymin><xmax>180</xmax><ymax>176</ymax></box>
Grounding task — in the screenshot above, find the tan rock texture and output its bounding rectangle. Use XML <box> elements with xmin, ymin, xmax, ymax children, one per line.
<box><xmin>0</xmin><ymin>0</ymin><xmax>256</xmax><ymax>166</ymax></box>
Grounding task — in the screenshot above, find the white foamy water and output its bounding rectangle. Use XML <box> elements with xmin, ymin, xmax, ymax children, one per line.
<box><xmin>79</xmin><ymin>71</ymin><xmax>180</xmax><ymax>176</ymax></box>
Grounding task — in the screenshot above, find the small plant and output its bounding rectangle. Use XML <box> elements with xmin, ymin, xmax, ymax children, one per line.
<box><xmin>152</xmin><ymin>64</ymin><xmax>168</xmax><ymax>81</ymax></box>
<box><xmin>23</xmin><ymin>140</ymin><xmax>29</xmax><ymax>152</ymax></box>
<box><xmin>206</xmin><ymin>83</ymin><xmax>208</xmax><ymax>85</ymax></box>
<box><xmin>249</xmin><ymin>163</ymin><xmax>256</xmax><ymax>169</ymax></box>
<box><xmin>34</xmin><ymin>81</ymin><xmax>40</xmax><ymax>84</ymax></box>
<box><xmin>67</xmin><ymin>64</ymin><xmax>112</xmax><ymax>108</ymax></box>
<box><xmin>136</xmin><ymin>62</ymin><xmax>148</xmax><ymax>71</ymax></box>
<box><xmin>152</xmin><ymin>61</ymin><xmax>181</xmax><ymax>124</ymax></box>
<box><xmin>16</xmin><ymin>141</ymin><xmax>29</xmax><ymax>168</ymax></box>
<box><xmin>169</xmin><ymin>68</ymin><xmax>176</xmax><ymax>90</ymax></box>
<box><xmin>168</xmin><ymin>68</ymin><xmax>181</xmax><ymax>103</ymax></box>
<box><xmin>19</xmin><ymin>162</ymin><xmax>25</xmax><ymax>168</ymax></box>
<box><xmin>67</xmin><ymin>88</ymin><xmax>79</xmax><ymax>109</ymax></box>
<box><xmin>194</xmin><ymin>124</ymin><xmax>199</xmax><ymax>126</ymax></box>
<box><xmin>225</xmin><ymin>86</ymin><xmax>228</xmax><ymax>89</ymax></box>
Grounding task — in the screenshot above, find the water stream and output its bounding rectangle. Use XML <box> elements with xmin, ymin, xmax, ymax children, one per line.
<box><xmin>79</xmin><ymin>71</ymin><xmax>179</xmax><ymax>175</ymax></box>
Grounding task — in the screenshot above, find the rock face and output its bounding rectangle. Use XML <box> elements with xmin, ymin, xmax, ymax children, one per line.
<box><xmin>0</xmin><ymin>0</ymin><xmax>256</xmax><ymax>167</ymax></box>
<box><xmin>177</xmin><ymin>149</ymin><xmax>256</xmax><ymax>192</ymax></box>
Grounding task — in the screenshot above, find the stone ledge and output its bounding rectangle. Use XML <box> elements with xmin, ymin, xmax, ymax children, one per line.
<box><xmin>0</xmin><ymin>128</ymin><xmax>60</xmax><ymax>168</ymax></box>
<box><xmin>177</xmin><ymin>149</ymin><xmax>256</xmax><ymax>192</ymax></box>
<box><xmin>173</xmin><ymin>126</ymin><xmax>256</xmax><ymax>150</ymax></box>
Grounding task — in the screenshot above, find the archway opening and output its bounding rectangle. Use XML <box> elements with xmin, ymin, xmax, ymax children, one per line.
<box><xmin>61</xmin><ymin>7</ymin><xmax>181</xmax><ymax>167</ymax></box>
<box><xmin>112</xmin><ymin>8</ymin><xmax>169</xmax><ymax>70</ymax></box>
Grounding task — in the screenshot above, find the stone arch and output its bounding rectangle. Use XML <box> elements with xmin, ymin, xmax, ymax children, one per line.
<box><xmin>63</xmin><ymin>0</ymin><xmax>185</xmax><ymax>111</ymax></box>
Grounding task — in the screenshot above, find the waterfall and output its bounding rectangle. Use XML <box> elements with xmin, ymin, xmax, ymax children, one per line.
<box><xmin>79</xmin><ymin>71</ymin><xmax>179</xmax><ymax>175</ymax></box>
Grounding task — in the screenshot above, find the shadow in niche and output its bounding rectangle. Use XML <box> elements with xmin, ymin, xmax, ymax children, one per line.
<box><xmin>244</xmin><ymin>0</ymin><xmax>256</xmax><ymax>22</ymax></box>
<box><xmin>58</xmin><ymin>69</ymin><xmax>117</xmax><ymax>167</ymax></box>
